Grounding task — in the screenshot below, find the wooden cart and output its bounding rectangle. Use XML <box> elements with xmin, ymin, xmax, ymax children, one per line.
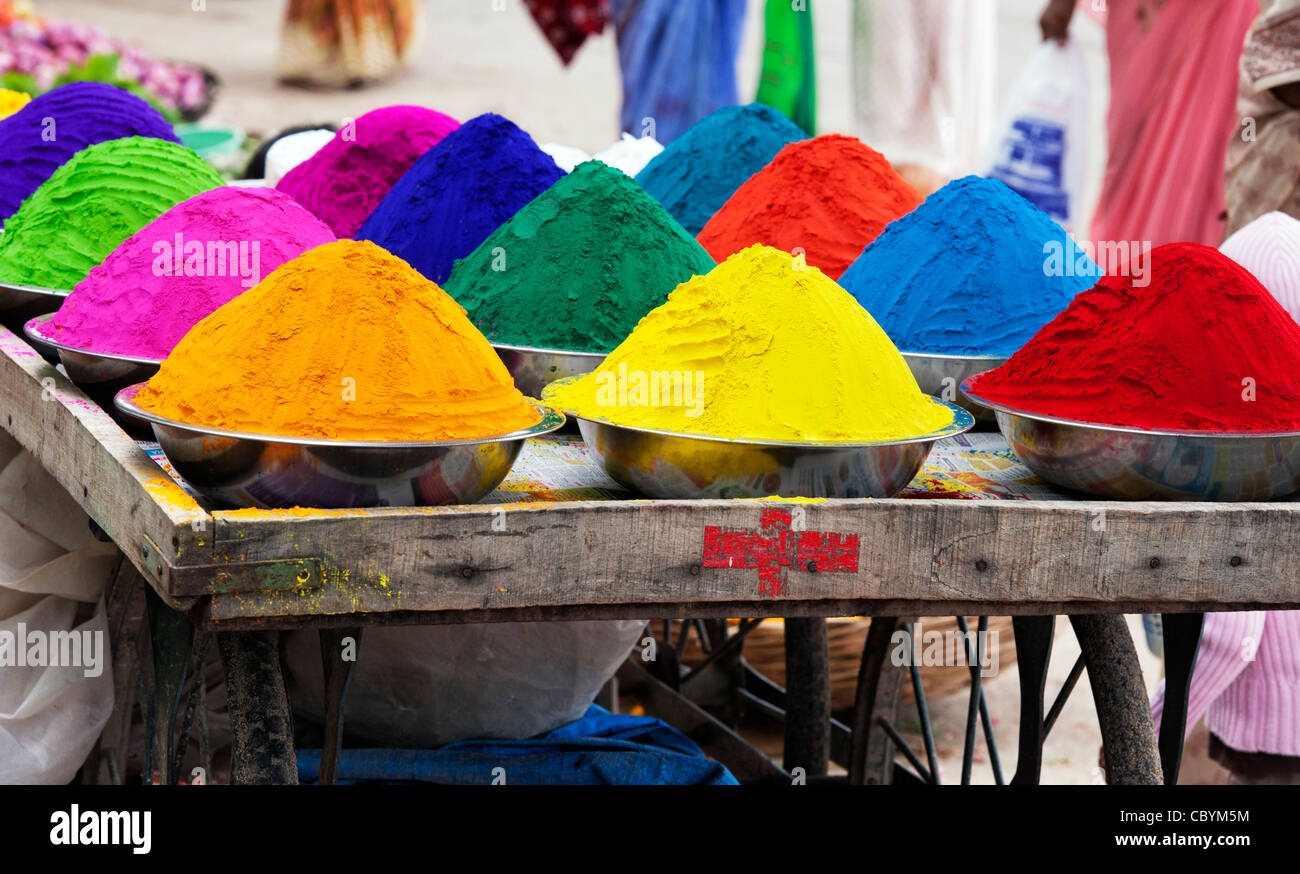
<box><xmin>5</xmin><ymin>324</ymin><xmax>1297</xmax><ymax>786</ymax></box>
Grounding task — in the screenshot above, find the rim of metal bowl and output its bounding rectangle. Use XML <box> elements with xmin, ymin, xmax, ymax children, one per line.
<box><xmin>24</xmin><ymin>314</ymin><xmax>164</xmax><ymax>366</ymax></box>
<box><xmin>543</xmin><ymin>376</ymin><xmax>974</xmax><ymax>448</ymax></box>
<box><xmin>901</xmin><ymin>350</ymin><xmax>1010</xmax><ymax>362</ymax></box>
<box><xmin>0</xmin><ymin>279</ymin><xmax>70</xmax><ymax>300</ymax></box>
<box><xmin>961</xmin><ymin>379</ymin><xmax>1300</xmax><ymax>439</ymax></box>
<box><xmin>113</xmin><ymin>383</ymin><xmax>566</xmax><ymax>448</ymax></box>
<box><xmin>492</xmin><ymin>341</ymin><xmax>608</xmax><ymax>360</ymax></box>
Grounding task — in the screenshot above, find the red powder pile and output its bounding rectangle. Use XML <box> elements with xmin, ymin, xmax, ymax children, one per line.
<box><xmin>696</xmin><ymin>134</ymin><xmax>921</xmax><ymax>279</ymax></box>
<box><xmin>967</xmin><ymin>242</ymin><xmax>1300</xmax><ymax>432</ymax></box>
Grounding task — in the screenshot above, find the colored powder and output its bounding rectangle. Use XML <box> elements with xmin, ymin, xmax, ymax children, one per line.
<box><xmin>0</xmin><ymin>82</ymin><xmax>179</xmax><ymax>222</ymax></box>
<box><xmin>46</xmin><ymin>187</ymin><xmax>336</xmax><ymax>359</ymax></box>
<box><xmin>275</xmin><ymin>105</ymin><xmax>459</xmax><ymax>238</ymax></box>
<box><xmin>593</xmin><ymin>133</ymin><xmax>663</xmax><ymax>177</ymax></box>
<box><xmin>133</xmin><ymin>240</ymin><xmax>542</xmax><ymax>441</ymax></box>
<box><xmin>838</xmin><ymin>176</ymin><xmax>1100</xmax><ymax>356</ymax></box>
<box><xmin>1220</xmin><ymin>211</ymin><xmax>1300</xmax><ymax>322</ymax></box>
<box><xmin>0</xmin><ymin>89</ymin><xmax>30</xmax><ymax>119</ymax></box>
<box><xmin>546</xmin><ymin>245</ymin><xmax>954</xmax><ymax>442</ymax></box>
<box><xmin>358</xmin><ymin>113</ymin><xmax>564</xmax><ymax>284</ymax></box>
<box><xmin>966</xmin><ymin>242</ymin><xmax>1300</xmax><ymax>431</ymax></box>
<box><xmin>636</xmin><ymin>102</ymin><xmax>806</xmax><ymax>236</ymax></box>
<box><xmin>697</xmin><ymin>134</ymin><xmax>922</xmax><ymax>279</ymax></box>
<box><xmin>444</xmin><ymin>160</ymin><xmax>715</xmax><ymax>353</ymax></box>
<box><xmin>0</xmin><ymin>136</ymin><xmax>223</xmax><ymax>290</ymax></box>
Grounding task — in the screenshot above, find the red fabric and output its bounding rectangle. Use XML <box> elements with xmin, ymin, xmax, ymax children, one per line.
<box><xmin>524</xmin><ymin>0</ymin><xmax>609</xmax><ymax>65</ymax></box>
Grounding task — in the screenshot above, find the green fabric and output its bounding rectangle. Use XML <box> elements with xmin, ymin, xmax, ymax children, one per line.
<box><xmin>756</xmin><ymin>0</ymin><xmax>816</xmax><ymax>136</ymax></box>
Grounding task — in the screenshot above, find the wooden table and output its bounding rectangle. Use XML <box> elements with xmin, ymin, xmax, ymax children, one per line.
<box><xmin>4</xmin><ymin>323</ymin><xmax>1297</xmax><ymax>785</ymax></box>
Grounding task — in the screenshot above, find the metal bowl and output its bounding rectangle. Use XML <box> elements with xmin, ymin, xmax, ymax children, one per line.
<box><xmin>113</xmin><ymin>384</ymin><xmax>566</xmax><ymax>509</ymax></box>
<box><xmin>1</xmin><ymin>282</ymin><xmax>68</xmax><ymax>362</ymax></box>
<box><xmin>902</xmin><ymin>352</ymin><xmax>1007</xmax><ymax>423</ymax></box>
<box><xmin>962</xmin><ymin>381</ymin><xmax>1300</xmax><ymax>501</ymax></box>
<box><xmin>25</xmin><ymin>314</ymin><xmax>161</xmax><ymax>436</ymax></box>
<box><xmin>543</xmin><ymin>379</ymin><xmax>974</xmax><ymax>499</ymax></box>
<box><xmin>0</xmin><ymin>279</ymin><xmax>68</xmax><ymax>313</ymax></box>
<box><xmin>493</xmin><ymin>343</ymin><xmax>605</xmax><ymax>400</ymax></box>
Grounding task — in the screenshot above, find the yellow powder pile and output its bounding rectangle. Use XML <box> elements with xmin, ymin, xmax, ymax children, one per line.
<box><xmin>134</xmin><ymin>240</ymin><xmax>542</xmax><ymax>441</ymax></box>
<box><xmin>547</xmin><ymin>244</ymin><xmax>953</xmax><ymax>442</ymax></box>
<box><xmin>0</xmin><ymin>89</ymin><xmax>30</xmax><ymax>119</ymax></box>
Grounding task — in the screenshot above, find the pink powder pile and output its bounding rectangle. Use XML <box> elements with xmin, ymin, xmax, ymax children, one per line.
<box><xmin>45</xmin><ymin>187</ymin><xmax>335</xmax><ymax>359</ymax></box>
<box><xmin>276</xmin><ymin>105</ymin><xmax>460</xmax><ymax>238</ymax></box>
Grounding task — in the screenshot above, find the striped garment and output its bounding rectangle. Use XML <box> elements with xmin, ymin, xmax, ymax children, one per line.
<box><xmin>1152</xmin><ymin>610</ymin><xmax>1300</xmax><ymax>756</ymax></box>
<box><xmin>1221</xmin><ymin>211</ymin><xmax>1300</xmax><ymax>321</ymax></box>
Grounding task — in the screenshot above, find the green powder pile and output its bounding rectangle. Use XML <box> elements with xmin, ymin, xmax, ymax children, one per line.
<box><xmin>444</xmin><ymin>160</ymin><xmax>715</xmax><ymax>353</ymax></box>
<box><xmin>0</xmin><ymin>136</ymin><xmax>223</xmax><ymax>290</ymax></box>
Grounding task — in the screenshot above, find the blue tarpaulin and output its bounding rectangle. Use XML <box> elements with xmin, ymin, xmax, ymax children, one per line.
<box><xmin>297</xmin><ymin>705</ymin><xmax>739</xmax><ymax>786</ymax></box>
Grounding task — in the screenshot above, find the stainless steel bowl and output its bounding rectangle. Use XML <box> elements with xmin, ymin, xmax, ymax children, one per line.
<box><xmin>902</xmin><ymin>352</ymin><xmax>1007</xmax><ymax>423</ymax></box>
<box><xmin>0</xmin><ymin>279</ymin><xmax>67</xmax><ymax>313</ymax></box>
<box><xmin>493</xmin><ymin>343</ymin><xmax>605</xmax><ymax>400</ymax></box>
<box><xmin>544</xmin><ymin>379</ymin><xmax>973</xmax><ymax>499</ymax></box>
<box><xmin>114</xmin><ymin>384</ymin><xmax>566</xmax><ymax>509</ymax></box>
<box><xmin>1</xmin><ymin>282</ymin><xmax>68</xmax><ymax>362</ymax></box>
<box><xmin>962</xmin><ymin>382</ymin><xmax>1300</xmax><ymax>501</ymax></box>
<box><xmin>25</xmin><ymin>314</ymin><xmax>162</xmax><ymax>437</ymax></box>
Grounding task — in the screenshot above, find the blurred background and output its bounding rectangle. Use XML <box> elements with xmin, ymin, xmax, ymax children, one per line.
<box><xmin>12</xmin><ymin>0</ymin><xmax>1111</xmax><ymax>231</ymax></box>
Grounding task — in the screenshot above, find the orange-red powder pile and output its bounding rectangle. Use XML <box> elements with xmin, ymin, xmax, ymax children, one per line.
<box><xmin>696</xmin><ymin>134</ymin><xmax>921</xmax><ymax>279</ymax></box>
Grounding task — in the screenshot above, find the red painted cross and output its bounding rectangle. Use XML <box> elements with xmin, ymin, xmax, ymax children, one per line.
<box><xmin>701</xmin><ymin>509</ymin><xmax>860</xmax><ymax>597</ymax></box>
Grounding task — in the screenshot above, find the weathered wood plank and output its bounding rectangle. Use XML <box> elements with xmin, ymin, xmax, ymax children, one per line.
<box><xmin>0</xmin><ymin>327</ymin><xmax>205</xmax><ymax>607</ymax></box>
<box><xmin>201</xmin><ymin>500</ymin><xmax>1300</xmax><ymax>624</ymax></box>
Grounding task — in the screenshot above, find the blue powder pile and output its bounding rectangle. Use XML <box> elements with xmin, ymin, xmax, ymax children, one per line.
<box><xmin>0</xmin><ymin>82</ymin><xmax>178</xmax><ymax>223</ymax></box>
<box><xmin>635</xmin><ymin>102</ymin><xmax>805</xmax><ymax>236</ymax></box>
<box><xmin>839</xmin><ymin>176</ymin><xmax>1101</xmax><ymax>357</ymax></box>
<box><xmin>358</xmin><ymin>113</ymin><xmax>563</xmax><ymax>284</ymax></box>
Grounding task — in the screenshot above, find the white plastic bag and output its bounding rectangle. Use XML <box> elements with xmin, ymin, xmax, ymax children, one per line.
<box><xmin>283</xmin><ymin>619</ymin><xmax>646</xmax><ymax>747</ymax></box>
<box><xmin>982</xmin><ymin>41</ymin><xmax>1089</xmax><ymax>230</ymax></box>
<box><xmin>0</xmin><ymin>434</ymin><xmax>118</xmax><ymax>784</ymax></box>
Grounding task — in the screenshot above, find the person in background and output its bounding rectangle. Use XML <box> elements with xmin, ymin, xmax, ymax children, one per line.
<box><xmin>757</xmin><ymin>0</ymin><xmax>816</xmax><ymax>137</ymax></box>
<box><xmin>610</xmin><ymin>0</ymin><xmax>746</xmax><ymax>145</ymax></box>
<box><xmin>1225</xmin><ymin>0</ymin><xmax>1300</xmax><ymax>236</ymax></box>
<box><xmin>278</xmin><ymin>0</ymin><xmax>422</xmax><ymax>88</ymax></box>
<box><xmin>852</xmin><ymin>0</ymin><xmax>996</xmax><ymax>196</ymax></box>
<box><xmin>1041</xmin><ymin>0</ymin><xmax>1258</xmax><ymax>246</ymax></box>
<box><xmin>1151</xmin><ymin>612</ymin><xmax>1300</xmax><ymax>784</ymax></box>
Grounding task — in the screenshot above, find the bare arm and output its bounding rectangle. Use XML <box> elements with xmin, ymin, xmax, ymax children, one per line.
<box><xmin>1040</xmin><ymin>0</ymin><xmax>1078</xmax><ymax>44</ymax></box>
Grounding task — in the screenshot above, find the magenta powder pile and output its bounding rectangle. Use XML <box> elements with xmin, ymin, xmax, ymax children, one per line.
<box><xmin>276</xmin><ymin>105</ymin><xmax>459</xmax><ymax>238</ymax></box>
<box><xmin>45</xmin><ymin>187</ymin><xmax>335</xmax><ymax>359</ymax></box>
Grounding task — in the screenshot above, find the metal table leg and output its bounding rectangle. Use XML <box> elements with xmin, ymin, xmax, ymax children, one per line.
<box><xmin>1158</xmin><ymin>612</ymin><xmax>1204</xmax><ymax>785</ymax></box>
<box><xmin>318</xmin><ymin>627</ymin><xmax>361</xmax><ymax>785</ymax></box>
<box><xmin>1010</xmin><ymin>616</ymin><xmax>1055</xmax><ymax>785</ymax></box>
<box><xmin>783</xmin><ymin>617</ymin><xmax>830</xmax><ymax>778</ymax></box>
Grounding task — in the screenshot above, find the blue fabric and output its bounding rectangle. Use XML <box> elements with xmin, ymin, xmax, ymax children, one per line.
<box><xmin>297</xmin><ymin>705</ymin><xmax>739</xmax><ymax>786</ymax></box>
<box><xmin>611</xmin><ymin>0</ymin><xmax>747</xmax><ymax>145</ymax></box>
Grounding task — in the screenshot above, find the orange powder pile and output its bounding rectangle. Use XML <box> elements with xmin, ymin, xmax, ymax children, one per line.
<box><xmin>134</xmin><ymin>240</ymin><xmax>542</xmax><ymax>441</ymax></box>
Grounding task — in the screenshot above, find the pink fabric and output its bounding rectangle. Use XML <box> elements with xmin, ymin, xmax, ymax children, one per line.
<box><xmin>1152</xmin><ymin>611</ymin><xmax>1300</xmax><ymax>756</ymax></box>
<box><xmin>1089</xmin><ymin>0</ymin><xmax>1258</xmax><ymax>247</ymax></box>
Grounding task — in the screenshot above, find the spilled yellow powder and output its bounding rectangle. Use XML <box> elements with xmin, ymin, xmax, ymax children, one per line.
<box><xmin>546</xmin><ymin>244</ymin><xmax>953</xmax><ymax>442</ymax></box>
<box><xmin>134</xmin><ymin>240</ymin><xmax>542</xmax><ymax>441</ymax></box>
<box><xmin>0</xmin><ymin>89</ymin><xmax>30</xmax><ymax>119</ymax></box>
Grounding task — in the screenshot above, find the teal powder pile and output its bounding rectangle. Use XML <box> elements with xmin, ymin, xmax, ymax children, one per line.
<box><xmin>635</xmin><ymin>102</ymin><xmax>805</xmax><ymax>236</ymax></box>
<box><xmin>444</xmin><ymin>160</ymin><xmax>715</xmax><ymax>353</ymax></box>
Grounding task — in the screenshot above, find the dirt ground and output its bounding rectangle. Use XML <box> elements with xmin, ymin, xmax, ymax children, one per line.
<box><xmin>34</xmin><ymin>0</ymin><xmax>1204</xmax><ymax>784</ymax></box>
